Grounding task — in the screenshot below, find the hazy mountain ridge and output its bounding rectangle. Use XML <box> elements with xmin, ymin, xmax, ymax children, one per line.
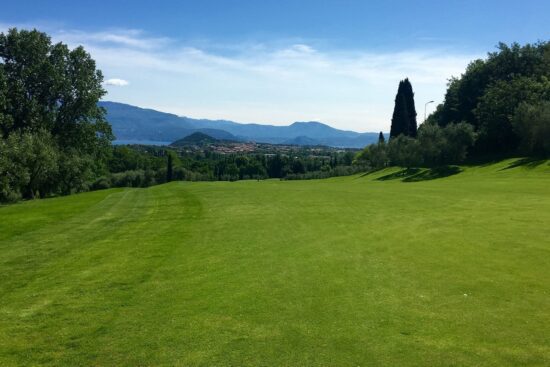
<box><xmin>100</xmin><ymin>101</ymin><xmax>379</xmax><ymax>148</ymax></box>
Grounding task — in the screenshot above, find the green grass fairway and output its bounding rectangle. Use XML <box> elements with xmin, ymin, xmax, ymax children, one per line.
<box><xmin>1</xmin><ymin>159</ymin><xmax>549</xmax><ymax>366</ymax></box>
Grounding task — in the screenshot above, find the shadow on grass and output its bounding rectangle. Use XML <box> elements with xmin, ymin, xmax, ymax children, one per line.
<box><xmin>357</xmin><ymin>167</ymin><xmax>386</xmax><ymax>178</ymax></box>
<box><xmin>376</xmin><ymin>168</ymin><xmax>421</xmax><ymax>181</ymax></box>
<box><xmin>501</xmin><ymin>157</ymin><xmax>548</xmax><ymax>170</ymax></box>
<box><xmin>376</xmin><ymin>166</ymin><xmax>462</xmax><ymax>182</ymax></box>
<box><xmin>404</xmin><ymin>166</ymin><xmax>462</xmax><ymax>182</ymax></box>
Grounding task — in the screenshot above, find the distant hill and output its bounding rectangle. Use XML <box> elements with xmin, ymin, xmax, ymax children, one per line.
<box><xmin>283</xmin><ymin>135</ymin><xmax>322</xmax><ymax>146</ymax></box>
<box><xmin>100</xmin><ymin>101</ymin><xmax>380</xmax><ymax>148</ymax></box>
<box><xmin>171</xmin><ymin>132</ymin><xmax>219</xmax><ymax>147</ymax></box>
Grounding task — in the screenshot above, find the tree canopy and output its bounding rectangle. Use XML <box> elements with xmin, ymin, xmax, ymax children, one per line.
<box><xmin>0</xmin><ymin>28</ymin><xmax>113</xmax><ymax>201</ymax></box>
<box><xmin>428</xmin><ymin>41</ymin><xmax>550</xmax><ymax>155</ymax></box>
<box><xmin>390</xmin><ymin>78</ymin><xmax>417</xmax><ymax>138</ymax></box>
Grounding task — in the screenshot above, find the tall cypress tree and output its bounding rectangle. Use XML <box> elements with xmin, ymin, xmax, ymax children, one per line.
<box><xmin>389</xmin><ymin>78</ymin><xmax>418</xmax><ymax>138</ymax></box>
<box><xmin>390</xmin><ymin>82</ymin><xmax>409</xmax><ymax>138</ymax></box>
<box><xmin>402</xmin><ymin>78</ymin><xmax>418</xmax><ymax>137</ymax></box>
<box><xmin>378</xmin><ymin>131</ymin><xmax>385</xmax><ymax>144</ymax></box>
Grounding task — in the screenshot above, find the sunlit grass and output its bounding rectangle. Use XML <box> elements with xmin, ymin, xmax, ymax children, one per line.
<box><xmin>1</xmin><ymin>159</ymin><xmax>549</xmax><ymax>366</ymax></box>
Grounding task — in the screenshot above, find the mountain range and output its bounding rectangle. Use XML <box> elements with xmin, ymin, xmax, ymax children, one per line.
<box><xmin>100</xmin><ymin>101</ymin><xmax>380</xmax><ymax>148</ymax></box>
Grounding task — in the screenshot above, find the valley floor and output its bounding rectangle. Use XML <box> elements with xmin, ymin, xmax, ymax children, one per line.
<box><xmin>1</xmin><ymin>159</ymin><xmax>549</xmax><ymax>366</ymax></box>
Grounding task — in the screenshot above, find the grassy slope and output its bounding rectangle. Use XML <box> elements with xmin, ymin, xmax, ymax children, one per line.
<box><xmin>0</xmin><ymin>159</ymin><xmax>549</xmax><ymax>366</ymax></box>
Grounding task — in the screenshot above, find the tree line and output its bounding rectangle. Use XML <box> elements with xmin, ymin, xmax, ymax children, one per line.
<box><xmin>357</xmin><ymin>41</ymin><xmax>550</xmax><ymax>169</ymax></box>
<box><xmin>95</xmin><ymin>145</ymin><xmax>360</xmax><ymax>190</ymax></box>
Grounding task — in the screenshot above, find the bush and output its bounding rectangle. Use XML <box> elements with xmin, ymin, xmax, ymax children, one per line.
<box><xmin>354</xmin><ymin>143</ymin><xmax>388</xmax><ymax>169</ymax></box>
<box><xmin>417</xmin><ymin>123</ymin><xmax>446</xmax><ymax>166</ymax></box>
<box><xmin>57</xmin><ymin>150</ymin><xmax>95</xmax><ymax>195</ymax></box>
<box><xmin>440</xmin><ymin>122</ymin><xmax>477</xmax><ymax>163</ymax></box>
<box><xmin>111</xmin><ymin>170</ymin><xmax>146</xmax><ymax>188</ymax></box>
<box><xmin>0</xmin><ymin>130</ymin><xmax>59</xmax><ymax>201</ymax></box>
<box><xmin>91</xmin><ymin>176</ymin><xmax>112</xmax><ymax>190</ymax></box>
<box><xmin>388</xmin><ymin>135</ymin><xmax>423</xmax><ymax>168</ymax></box>
<box><xmin>417</xmin><ymin>122</ymin><xmax>476</xmax><ymax>166</ymax></box>
<box><xmin>513</xmin><ymin>101</ymin><xmax>550</xmax><ymax>156</ymax></box>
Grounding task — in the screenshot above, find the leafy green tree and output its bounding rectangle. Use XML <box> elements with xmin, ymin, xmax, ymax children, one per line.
<box><xmin>166</xmin><ymin>153</ymin><xmax>173</xmax><ymax>182</ymax></box>
<box><xmin>267</xmin><ymin>154</ymin><xmax>285</xmax><ymax>178</ymax></box>
<box><xmin>0</xmin><ymin>130</ymin><xmax>59</xmax><ymax>200</ymax></box>
<box><xmin>355</xmin><ymin>142</ymin><xmax>388</xmax><ymax>169</ymax></box>
<box><xmin>57</xmin><ymin>149</ymin><xmax>95</xmax><ymax>195</ymax></box>
<box><xmin>513</xmin><ymin>101</ymin><xmax>550</xmax><ymax>156</ymax></box>
<box><xmin>291</xmin><ymin>159</ymin><xmax>306</xmax><ymax>174</ymax></box>
<box><xmin>0</xmin><ymin>28</ymin><xmax>113</xmax><ymax>200</ymax></box>
<box><xmin>440</xmin><ymin>122</ymin><xmax>477</xmax><ymax>163</ymax></box>
<box><xmin>387</xmin><ymin>135</ymin><xmax>422</xmax><ymax>168</ymax></box>
<box><xmin>0</xmin><ymin>65</ymin><xmax>9</xmax><ymax>131</ymax></box>
<box><xmin>418</xmin><ymin>123</ymin><xmax>446</xmax><ymax>167</ymax></box>
<box><xmin>474</xmin><ymin>76</ymin><xmax>550</xmax><ymax>153</ymax></box>
<box><xmin>429</xmin><ymin>41</ymin><xmax>550</xmax><ymax>156</ymax></box>
<box><xmin>0</xmin><ymin>135</ymin><xmax>25</xmax><ymax>202</ymax></box>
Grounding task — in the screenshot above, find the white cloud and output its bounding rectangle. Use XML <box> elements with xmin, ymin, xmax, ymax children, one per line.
<box><xmin>104</xmin><ymin>78</ymin><xmax>129</xmax><ymax>86</ymax></box>
<box><xmin>85</xmin><ymin>36</ymin><xmax>477</xmax><ymax>131</ymax></box>
<box><xmin>1</xmin><ymin>24</ymin><xmax>480</xmax><ymax>131</ymax></box>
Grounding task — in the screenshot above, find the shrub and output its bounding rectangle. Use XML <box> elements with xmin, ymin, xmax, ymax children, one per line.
<box><xmin>111</xmin><ymin>170</ymin><xmax>146</xmax><ymax>188</ymax></box>
<box><xmin>513</xmin><ymin>101</ymin><xmax>550</xmax><ymax>156</ymax></box>
<box><xmin>91</xmin><ymin>176</ymin><xmax>112</xmax><ymax>190</ymax></box>
<box><xmin>354</xmin><ymin>142</ymin><xmax>388</xmax><ymax>169</ymax></box>
<box><xmin>0</xmin><ymin>130</ymin><xmax>59</xmax><ymax>201</ymax></box>
<box><xmin>388</xmin><ymin>135</ymin><xmax>423</xmax><ymax>168</ymax></box>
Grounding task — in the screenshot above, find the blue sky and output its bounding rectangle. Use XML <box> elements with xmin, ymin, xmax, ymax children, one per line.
<box><xmin>2</xmin><ymin>0</ymin><xmax>549</xmax><ymax>131</ymax></box>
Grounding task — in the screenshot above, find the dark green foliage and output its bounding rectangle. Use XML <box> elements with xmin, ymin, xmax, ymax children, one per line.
<box><xmin>474</xmin><ymin>77</ymin><xmax>550</xmax><ymax>153</ymax></box>
<box><xmin>431</xmin><ymin>41</ymin><xmax>550</xmax><ymax>155</ymax></box>
<box><xmin>0</xmin><ymin>130</ymin><xmax>59</xmax><ymax>200</ymax></box>
<box><xmin>354</xmin><ymin>142</ymin><xmax>388</xmax><ymax>169</ymax></box>
<box><xmin>417</xmin><ymin>122</ymin><xmax>476</xmax><ymax>166</ymax></box>
<box><xmin>166</xmin><ymin>153</ymin><xmax>173</xmax><ymax>182</ymax></box>
<box><xmin>0</xmin><ymin>28</ymin><xmax>112</xmax><ymax>202</ymax></box>
<box><xmin>390</xmin><ymin>87</ymin><xmax>409</xmax><ymax>138</ymax></box>
<box><xmin>102</xmin><ymin>144</ymin><xmax>359</xmax><ymax>187</ymax></box>
<box><xmin>267</xmin><ymin>154</ymin><xmax>285</xmax><ymax>178</ymax></box>
<box><xmin>0</xmin><ymin>28</ymin><xmax>111</xmax><ymax>146</ymax></box>
<box><xmin>402</xmin><ymin>79</ymin><xmax>418</xmax><ymax>137</ymax></box>
<box><xmin>111</xmin><ymin>169</ymin><xmax>156</xmax><ymax>188</ymax></box>
<box><xmin>390</xmin><ymin>79</ymin><xmax>417</xmax><ymax>138</ymax></box>
<box><xmin>387</xmin><ymin>135</ymin><xmax>423</xmax><ymax>168</ymax></box>
<box><xmin>357</xmin><ymin>122</ymin><xmax>476</xmax><ymax>169</ymax></box>
<box><xmin>417</xmin><ymin>123</ymin><xmax>446</xmax><ymax>167</ymax></box>
<box><xmin>513</xmin><ymin>101</ymin><xmax>550</xmax><ymax>156</ymax></box>
<box><xmin>439</xmin><ymin>122</ymin><xmax>477</xmax><ymax>163</ymax></box>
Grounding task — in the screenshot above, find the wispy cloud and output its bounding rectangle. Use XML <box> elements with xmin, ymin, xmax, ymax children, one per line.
<box><xmin>57</xmin><ymin>28</ymin><xmax>171</xmax><ymax>50</ymax></box>
<box><xmin>104</xmin><ymin>78</ymin><xmax>129</xmax><ymax>86</ymax></box>
<box><xmin>0</xmin><ymin>24</ymin><xmax>480</xmax><ymax>131</ymax></box>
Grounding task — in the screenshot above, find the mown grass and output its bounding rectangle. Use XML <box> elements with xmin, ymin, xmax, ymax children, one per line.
<box><xmin>1</xmin><ymin>159</ymin><xmax>549</xmax><ymax>366</ymax></box>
